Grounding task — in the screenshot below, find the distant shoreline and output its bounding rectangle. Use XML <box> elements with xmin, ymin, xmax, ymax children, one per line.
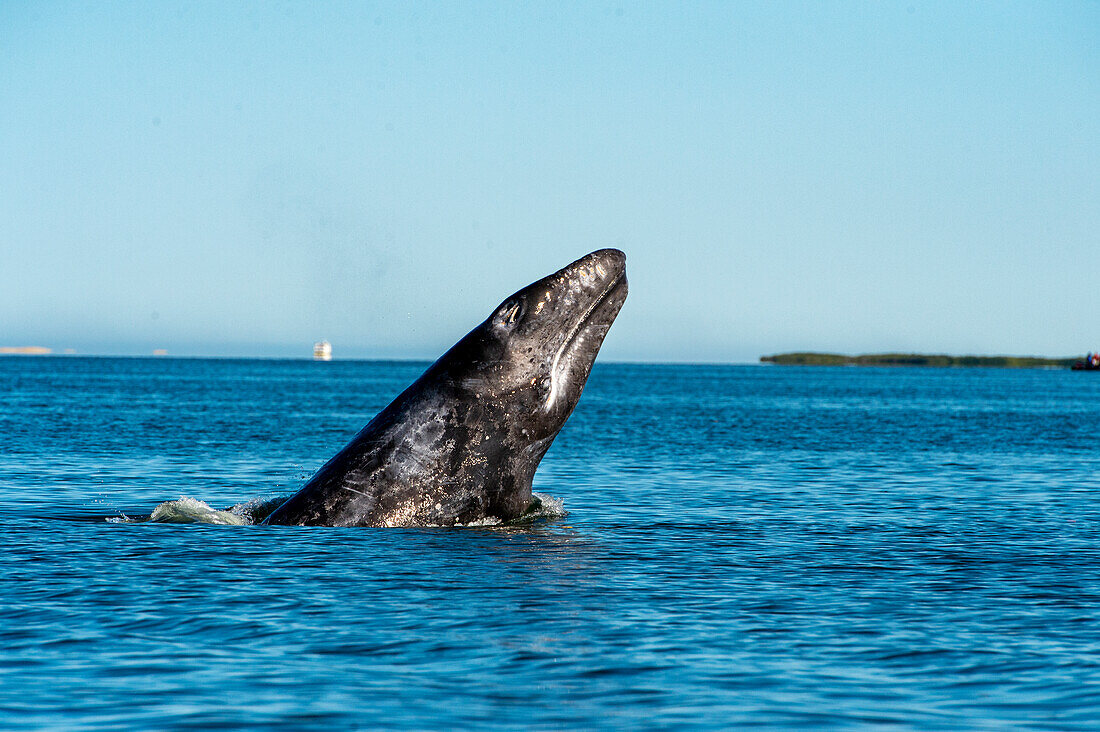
<box><xmin>760</xmin><ymin>352</ymin><xmax>1079</xmax><ymax>368</ymax></box>
<box><xmin>0</xmin><ymin>349</ymin><xmax>1085</xmax><ymax>369</ymax></box>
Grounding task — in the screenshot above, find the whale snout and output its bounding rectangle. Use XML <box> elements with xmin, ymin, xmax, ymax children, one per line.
<box><xmin>568</xmin><ymin>248</ymin><xmax>626</xmax><ymax>289</ymax></box>
<box><xmin>589</xmin><ymin>247</ymin><xmax>626</xmax><ymax>273</ymax></box>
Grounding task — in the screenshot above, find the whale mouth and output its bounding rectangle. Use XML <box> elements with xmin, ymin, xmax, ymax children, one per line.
<box><xmin>546</xmin><ymin>263</ymin><xmax>628</xmax><ymax>409</ymax></box>
<box><xmin>564</xmin><ymin>272</ymin><xmax>627</xmax><ymax>356</ymax></box>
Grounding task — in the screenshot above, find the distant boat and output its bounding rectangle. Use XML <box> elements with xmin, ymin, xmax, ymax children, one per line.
<box><xmin>313</xmin><ymin>340</ymin><xmax>332</xmax><ymax>361</ymax></box>
<box><xmin>1072</xmin><ymin>360</ymin><xmax>1099</xmax><ymax>371</ymax></box>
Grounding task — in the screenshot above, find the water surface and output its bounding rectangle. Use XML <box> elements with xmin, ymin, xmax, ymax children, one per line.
<box><xmin>2</xmin><ymin>357</ymin><xmax>1100</xmax><ymax>728</ymax></box>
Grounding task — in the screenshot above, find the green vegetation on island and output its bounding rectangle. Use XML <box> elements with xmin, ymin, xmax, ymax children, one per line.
<box><xmin>760</xmin><ymin>352</ymin><xmax>1079</xmax><ymax>369</ymax></box>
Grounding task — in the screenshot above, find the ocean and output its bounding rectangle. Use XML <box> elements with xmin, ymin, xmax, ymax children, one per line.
<box><xmin>2</xmin><ymin>356</ymin><xmax>1099</xmax><ymax>729</ymax></box>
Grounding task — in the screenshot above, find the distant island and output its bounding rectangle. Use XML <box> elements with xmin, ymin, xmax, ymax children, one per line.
<box><xmin>0</xmin><ymin>346</ymin><xmax>52</xmax><ymax>355</ymax></box>
<box><xmin>760</xmin><ymin>352</ymin><xmax>1079</xmax><ymax>368</ymax></box>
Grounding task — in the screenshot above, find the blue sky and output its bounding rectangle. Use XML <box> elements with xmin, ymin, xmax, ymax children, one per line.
<box><xmin>2</xmin><ymin>2</ymin><xmax>1097</xmax><ymax>362</ymax></box>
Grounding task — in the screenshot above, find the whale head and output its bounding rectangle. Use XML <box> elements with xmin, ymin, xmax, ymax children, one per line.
<box><xmin>440</xmin><ymin>248</ymin><xmax>628</xmax><ymax>444</ymax></box>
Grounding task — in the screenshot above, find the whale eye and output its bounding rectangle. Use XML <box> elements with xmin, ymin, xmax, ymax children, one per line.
<box><xmin>495</xmin><ymin>299</ymin><xmax>523</xmax><ymax>328</ymax></box>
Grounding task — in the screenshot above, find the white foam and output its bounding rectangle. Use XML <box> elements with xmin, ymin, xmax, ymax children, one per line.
<box><xmin>108</xmin><ymin>492</ymin><xmax>565</xmax><ymax>528</ymax></box>
<box><xmin>454</xmin><ymin>516</ymin><xmax>504</xmax><ymax>527</ymax></box>
<box><xmin>423</xmin><ymin>493</ymin><xmax>567</xmax><ymax>528</ymax></box>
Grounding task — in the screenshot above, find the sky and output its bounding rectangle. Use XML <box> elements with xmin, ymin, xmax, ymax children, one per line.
<box><xmin>1</xmin><ymin>2</ymin><xmax>1097</xmax><ymax>363</ymax></box>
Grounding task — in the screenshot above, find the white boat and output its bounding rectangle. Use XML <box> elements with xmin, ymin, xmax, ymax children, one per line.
<box><xmin>313</xmin><ymin>340</ymin><xmax>332</xmax><ymax>361</ymax></box>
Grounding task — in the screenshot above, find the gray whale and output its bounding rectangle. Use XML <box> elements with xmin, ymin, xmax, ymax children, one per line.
<box><xmin>263</xmin><ymin>249</ymin><xmax>627</xmax><ymax>527</ymax></box>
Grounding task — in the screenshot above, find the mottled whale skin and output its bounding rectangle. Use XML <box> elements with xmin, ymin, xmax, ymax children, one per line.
<box><xmin>263</xmin><ymin>249</ymin><xmax>627</xmax><ymax>527</ymax></box>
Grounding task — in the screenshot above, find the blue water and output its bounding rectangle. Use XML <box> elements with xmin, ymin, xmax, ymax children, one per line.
<box><xmin>3</xmin><ymin>357</ymin><xmax>1100</xmax><ymax>729</ymax></box>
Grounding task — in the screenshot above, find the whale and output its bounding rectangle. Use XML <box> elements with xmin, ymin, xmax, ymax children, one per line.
<box><xmin>262</xmin><ymin>248</ymin><xmax>628</xmax><ymax>527</ymax></box>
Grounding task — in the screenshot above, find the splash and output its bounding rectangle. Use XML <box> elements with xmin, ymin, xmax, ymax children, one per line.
<box><xmin>109</xmin><ymin>495</ymin><xmax>291</xmax><ymax>525</ymax></box>
<box><xmin>515</xmin><ymin>492</ymin><xmax>568</xmax><ymax>524</ymax></box>
<box><xmin>226</xmin><ymin>495</ymin><xmax>292</xmax><ymax>524</ymax></box>
<box><xmin>151</xmin><ymin>497</ymin><xmax>248</xmax><ymax>525</ymax></box>
<box><xmin>433</xmin><ymin>493</ymin><xmax>569</xmax><ymax>527</ymax></box>
<box><xmin>107</xmin><ymin>492</ymin><xmax>566</xmax><ymax>527</ymax></box>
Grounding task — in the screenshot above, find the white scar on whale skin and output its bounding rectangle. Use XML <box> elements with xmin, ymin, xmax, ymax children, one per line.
<box><xmin>340</xmin><ymin>485</ymin><xmax>372</xmax><ymax>498</ymax></box>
